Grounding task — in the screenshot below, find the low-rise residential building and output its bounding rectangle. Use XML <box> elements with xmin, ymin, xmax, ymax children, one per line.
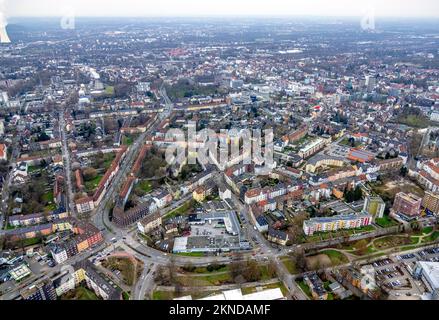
<box><xmin>137</xmin><ymin>211</ymin><xmax>162</xmax><ymax>234</ymax></box>
<box><xmin>113</xmin><ymin>199</ymin><xmax>158</xmax><ymax>227</ymax></box>
<box><xmin>376</xmin><ymin>157</ymin><xmax>404</xmax><ymax>172</ymax></box>
<box><xmin>75</xmin><ymin>197</ymin><xmax>95</xmax><ymax>215</ymax></box>
<box><xmin>53</xmin><ymin>260</ymin><xmax>122</xmax><ymax>300</ymax></box>
<box><xmin>348</xmin><ymin>148</ymin><xmax>375</xmax><ymax>163</ymax></box>
<box><xmin>267</xmin><ymin>228</ymin><xmax>289</xmax><ymax>245</ymax></box>
<box><xmin>304</xmin><ymin>273</ymin><xmax>328</xmax><ymax>300</ymax></box>
<box><xmin>298</xmin><ymin>138</ymin><xmax>327</xmax><ymax>159</ymax></box>
<box><xmin>306</xmin><ymin>154</ymin><xmax>345</xmax><ymax>173</ymax></box>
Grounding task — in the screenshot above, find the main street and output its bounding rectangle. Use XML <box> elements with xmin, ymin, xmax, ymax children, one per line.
<box><xmin>92</xmin><ymin>86</ymin><xmax>174</xmax><ymax>240</ymax></box>
<box><xmin>59</xmin><ymin>108</ymin><xmax>75</xmax><ymax>217</ymax></box>
<box><xmin>223</xmin><ymin>176</ymin><xmax>308</xmax><ymax>300</ymax></box>
<box><xmin>0</xmin><ymin>130</ymin><xmax>21</xmax><ymax>233</ymax></box>
<box><xmin>132</xmin><ymin>263</ymin><xmax>157</xmax><ymax>300</ymax></box>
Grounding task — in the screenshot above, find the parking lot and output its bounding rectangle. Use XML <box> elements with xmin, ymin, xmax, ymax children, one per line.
<box><xmin>364</xmin><ymin>245</ymin><xmax>439</xmax><ymax>299</ymax></box>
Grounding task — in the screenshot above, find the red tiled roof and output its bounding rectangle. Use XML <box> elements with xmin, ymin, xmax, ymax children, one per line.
<box><xmin>0</xmin><ymin>144</ymin><xmax>6</xmax><ymax>159</ymax></box>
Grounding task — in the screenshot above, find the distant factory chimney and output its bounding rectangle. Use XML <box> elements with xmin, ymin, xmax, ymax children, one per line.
<box><xmin>0</xmin><ymin>7</ymin><xmax>10</xmax><ymax>43</ymax></box>
<box><xmin>0</xmin><ymin>25</ymin><xmax>10</xmax><ymax>43</ymax></box>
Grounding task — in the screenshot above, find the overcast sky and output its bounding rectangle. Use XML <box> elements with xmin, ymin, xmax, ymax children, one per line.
<box><xmin>4</xmin><ymin>0</ymin><xmax>439</xmax><ymax>18</ymax></box>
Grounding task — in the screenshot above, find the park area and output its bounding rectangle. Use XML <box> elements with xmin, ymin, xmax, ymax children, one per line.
<box><xmin>305</xmin><ymin>250</ymin><xmax>349</xmax><ymax>270</ymax></box>
<box><xmin>329</xmin><ymin>226</ymin><xmax>439</xmax><ymax>258</ymax></box>
<box><xmin>369</xmin><ymin>177</ymin><xmax>424</xmax><ymax>202</ymax></box>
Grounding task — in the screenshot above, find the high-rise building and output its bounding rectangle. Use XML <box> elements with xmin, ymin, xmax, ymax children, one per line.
<box><xmin>392</xmin><ymin>192</ymin><xmax>422</xmax><ymax>218</ymax></box>
<box><xmin>422</xmin><ymin>191</ymin><xmax>439</xmax><ymax>215</ymax></box>
<box><xmin>363</xmin><ymin>195</ymin><xmax>385</xmax><ymax>219</ymax></box>
<box><xmin>365</xmin><ymin>75</ymin><xmax>376</xmax><ymax>92</ymax></box>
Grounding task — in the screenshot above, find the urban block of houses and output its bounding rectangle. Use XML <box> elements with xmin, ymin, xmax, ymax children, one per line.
<box><xmin>23</xmin><ymin>260</ymin><xmax>123</xmax><ymax>300</ymax></box>
<box><xmin>75</xmin><ymin>146</ymin><xmax>128</xmax><ymax>214</ymax></box>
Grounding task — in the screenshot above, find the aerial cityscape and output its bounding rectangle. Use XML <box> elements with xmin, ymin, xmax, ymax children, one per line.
<box><xmin>1</xmin><ymin>0</ymin><xmax>439</xmax><ymax>304</ymax></box>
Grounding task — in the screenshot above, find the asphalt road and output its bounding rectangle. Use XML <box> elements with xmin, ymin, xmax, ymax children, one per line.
<box><xmin>59</xmin><ymin>109</ymin><xmax>76</xmax><ymax>217</ymax></box>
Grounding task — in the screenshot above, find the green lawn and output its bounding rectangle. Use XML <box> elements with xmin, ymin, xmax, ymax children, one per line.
<box><xmin>137</xmin><ymin>180</ymin><xmax>153</xmax><ymax>193</ymax></box>
<box><xmin>296</xmin><ymin>280</ymin><xmax>312</xmax><ymax>298</ymax></box>
<box><xmin>397</xmin><ymin>115</ymin><xmax>431</xmax><ymax>128</ymax></box>
<box><xmin>85</xmin><ymin>175</ymin><xmax>103</xmax><ymax>192</ymax></box>
<box><xmin>422</xmin><ymin>227</ymin><xmax>433</xmax><ymax>235</ymax></box>
<box><xmin>122</xmin><ymin>135</ymin><xmax>134</xmax><ymax>146</ymax></box>
<box><xmin>321</xmin><ymin>250</ymin><xmax>349</xmax><ymax>265</ymax></box>
<box><xmin>281</xmin><ymin>258</ymin><xmax>298</xmax><ymax>274</ymax></box>
<box><xmin>122</xmin><ymin>291</ymin><xmax>130</xmax><ymax>300</ymax></box>
<box><xmin>27</xmin><ymin>165</ymin><xmax>41</xmax><ymax>173</ymax></box>
<box><xmin>105</xmin><ymin>86</ymin><xmax>115</xmax><ymax>96</ymax></box>
<box><xmin>102</xmin><ymin>153</ymin><xmax>116</xmax><ymax>170</ymax></box>
<box><xmin>152</xmin><ymin>290</ymin><xmax>175</xmax><ymax>300</ymax></box>
<box><xmin>44</xmin><ymin>203</ymin><xmax>57</xmax><ymax>212</ymax></box>
<box><xmin>17</xmin><ymin>237</ymin><xmax>43</xmax><ymax>247</ymax></box>
<box><xmin>373</xmin><ymin>235</ymin><xmax>413</xmax><ymax>250</ymax></box>
<box><xmin>410</xmin><ymin>236</ymin><xmax>420</xmax><ymax>245</ymax></box>
<box><xmin>259</xmin><ymin>265</ymin><xmax>277</xmax><ymax>280</ymax></box>
<box><xmin>176</xmin><ymin>272</ymin><xmax>232</xmax><ymax>287</ymax></box>
<box><xmin>425</xmin><ymin>231</ymin><xmax>439</xmax><ymax>243</ymax></box>
<box><xmin>61</xmin><ymin>286</ymin><xmax>100</xmax><ymax>300</ymax></box>
<box><xmin>375</xmin><ymin>215</ymin><xmax>399</xmax><ymax>228</ymax></box>
<box><xmin>164</xmin><ymin>201</ymin><xmax>193</xmax><ymax>219</ymax></box>
<box><xmin>175</xmin><ymin>252</ymin><xmax>205</xmax><ymax>257</ymax></box>
<box><xmin>241</xmin><ymin>282</ymin><xmax>289</xmax><ymax>296</ymax></box>
<box><xmin>41</xmin><ymin>191</ymin><xmax>54</xmax><ymax>203</ymax></box>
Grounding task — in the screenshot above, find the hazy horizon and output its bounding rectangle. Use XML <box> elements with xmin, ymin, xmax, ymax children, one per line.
<box><xmin>3</xmin><ymin>0</ymin><xmax>439</xmax><ymax>18</ymax></box>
